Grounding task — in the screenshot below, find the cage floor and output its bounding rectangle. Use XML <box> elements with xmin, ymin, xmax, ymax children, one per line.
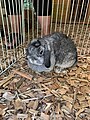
<box><xmin>0</xmin><ymin>50</ymin><xmax>90</xmax><ymax>120</ymax></box>
<box><xmin>0</xmin><ymin>24</ymin><xmax>90</xmax><ymax>120</ymax></box>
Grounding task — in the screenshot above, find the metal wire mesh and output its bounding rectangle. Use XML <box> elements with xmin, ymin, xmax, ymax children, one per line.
<box><xmin>0</xmin><ymin>0</ymin><xmax>90</xmax><ymax>75</ymax></box>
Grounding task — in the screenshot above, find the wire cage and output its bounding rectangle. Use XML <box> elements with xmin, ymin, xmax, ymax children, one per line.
<box><xmin>0</xmin><ymin>0</ymin><xmax>90</xmax><ymax>74</ymax></box>
<box><xmin>0</xmin><ymin>0</ymin><xmax>90</xmax><ymax>119</ymax></box>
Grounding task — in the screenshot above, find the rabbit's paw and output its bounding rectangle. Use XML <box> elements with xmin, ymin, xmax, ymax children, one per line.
<box><xmin>54</xmin><ymin>67</ymin><xmax>63</xmax><ymax>73</ymax></box>
<box><xmin>54</xmin><ymin>67</ymin><xmax>68</xmax><ymax>73</ymax></box>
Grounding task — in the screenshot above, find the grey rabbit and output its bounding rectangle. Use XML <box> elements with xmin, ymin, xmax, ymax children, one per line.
<box><xmin>26</xmin><ymin>32</ymin><xmax>77</xmax><ymax>73</ymax></box>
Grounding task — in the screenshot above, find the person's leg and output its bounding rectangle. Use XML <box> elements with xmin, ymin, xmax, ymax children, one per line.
<box><xmin>33</xmin><ymin>0</ymin><xmax>52</xmax><ymax>36</ymax></box>
<box><xmin>5</xmin><ymin>0</ymin><xmax>22</xmax><ymax>33</ymax></box>
<box><xmin>37</xmin><ymin>16</ymin><xmax>51</xmax><ymax>35</ymax></box>
<box><xmin>8</xmin><ymin>15</ymin><xmax>21</xmax><ymax>33</ymax></box>
<box><xmin>4</xmin><ymin>0</ymin><xmax>22</xmax><ymax>48</ymax></box>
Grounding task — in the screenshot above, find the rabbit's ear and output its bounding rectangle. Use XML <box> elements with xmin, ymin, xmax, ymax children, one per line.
<box><xmin>44</xmin><ymin>50</ymin><xmax>51</xmax><ymax>68</ymax></box>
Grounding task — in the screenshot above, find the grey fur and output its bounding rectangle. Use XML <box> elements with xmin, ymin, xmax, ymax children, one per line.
<box><xmin>26</xmin><ymin>32</ymin><xmax>77</xmax><ymax>73</ymax></box>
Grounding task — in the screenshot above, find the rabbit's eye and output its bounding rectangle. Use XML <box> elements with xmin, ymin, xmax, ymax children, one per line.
<box><xmin>32</xmin><ymin>40</ymin><xmax>41</xmax><ymax>47</ymax></box>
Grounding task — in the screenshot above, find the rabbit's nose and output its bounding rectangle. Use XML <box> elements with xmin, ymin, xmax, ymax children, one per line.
<box><xmin>40</xmin><ymin>50</ymin><xmax>43</xmax><ymax>55</ymax></box>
